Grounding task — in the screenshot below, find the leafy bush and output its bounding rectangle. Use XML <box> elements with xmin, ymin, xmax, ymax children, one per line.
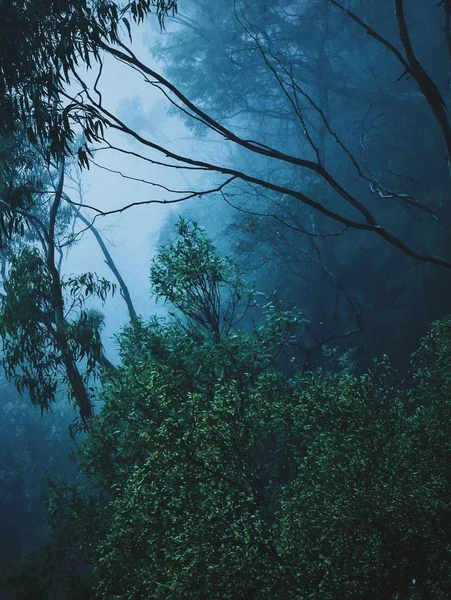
<box><xmin>19</xmin><ymin>223</ymin><xmax>451</xmax><ymax>599</ymax></box>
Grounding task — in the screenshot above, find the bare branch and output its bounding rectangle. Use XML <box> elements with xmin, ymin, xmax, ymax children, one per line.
<box><xmin>331</xmin><ymin>0</ymin><xmax>451</xmax><ymax>174</ymax></box>
<box><xmin>63</xmin><ymin>177</ymin><xmax>237</xmax><ymax>223</ymax></box>
<box><xmin>220</xmin><ymin>191</ymin><xmax>349</xmax><ymax>238</ymax></box>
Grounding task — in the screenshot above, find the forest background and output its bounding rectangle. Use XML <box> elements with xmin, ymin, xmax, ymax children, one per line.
<box><xmin>1</xmin><ymin>0</ymin><xmax>451</xmax><ymax>598</ymax></box>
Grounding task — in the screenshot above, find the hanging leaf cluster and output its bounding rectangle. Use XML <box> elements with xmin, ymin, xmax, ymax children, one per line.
<box><xmin>0</xmin><ymin>0</ymin><xmax>178</xmax><ymax>160</ymax></box>
<box><xmin>0</xmin><ymin>248</ymin><xmax>113</xmax><ymax>411</ymax></box>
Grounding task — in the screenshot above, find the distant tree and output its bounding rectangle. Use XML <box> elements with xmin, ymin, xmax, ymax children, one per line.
<box><xmin>2</xmin><ymin>0</ymin><xmax>450</xmax><ymax>271</ymax></box>
<box><xmin>52</xmin><ymin>0</ymin><xmax>451</xmax><ymax>270</ymax></box>
<box><xmin>146</xmin><ymin>0</ymin><xmax>451</xmax><ymax>364</ymax></box>
<box><xmin>0</xmin><ymin>376</ymin><xmax>76</xmax><ymax>562</ymax></box>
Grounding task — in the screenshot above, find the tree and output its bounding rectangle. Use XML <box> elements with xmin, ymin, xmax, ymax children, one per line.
<box><xmin>0</xmin><ymin>0</ymin><xmax>176</xmax><ymax>160</ymax></box>
<box><xmin>0</xmin><ymin>244</ymin><xmax>113</xmax><ymax>424</ymax></box>
<box><xmin>51</xmin><ymin>0</ymin><xmax>451</xmax><ymax>270</ymax></box>
<box><xmin>150</xmin><ymin>218</ymin><xmax>249</xmax><ymax>340</ymax></box>
<box><xmin>145</xmin><ymin>0</ymin><xmax>451</xmax><ymax>365</ymax></box>
<box><xmin>0</xmin><ymin>1</ymin><xmax>176</xmax><ymax>424</ymax></box>
<box><xmin>2</xmin><ymin>1</ymin><xmax>450</xmax><ymax>270</ymax></box>
<box><xmin>38</xmin><ymin>224</ymin><xmax>451</xmax><ymax>599</ymax></box>
<box><xmin>0</xmin><ymin>130</ymin><xmax>139</xmax><ymax>426</ymax></box>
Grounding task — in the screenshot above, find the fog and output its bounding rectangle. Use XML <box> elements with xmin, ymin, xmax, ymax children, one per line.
<box><xmin>1</xmin><ymin>1</ymin><xmax>451</xmax><ymax>596</ymax></box>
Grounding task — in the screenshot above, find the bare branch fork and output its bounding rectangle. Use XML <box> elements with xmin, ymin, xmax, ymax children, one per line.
<box><xmin>63</xmin><ymin>45</ymin><xmax>451</xmax><ymax>269</ymax></box>
<box><xmin>330</xmin><ymin>0</ymin><xmax>451</xmax><ymax>175</ymax></box>
<box><xmin>241</xmin><ymin>18</ymin><xmax>451</xmax><ymax>232</ymax></box>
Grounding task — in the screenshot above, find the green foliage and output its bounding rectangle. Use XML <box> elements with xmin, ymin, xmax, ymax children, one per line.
<box><xmin>39</xmin><ymin>227</ymin><xmax>451</xmax><ymax>599</ymax></box>
<box><xmin>0</xmin><ymin>247</ymin><xmax>59</xmax><ymax>407</ymax></box>
<box><xmin>44</xmin><ymin>314</ymin><xmax>451</xmax><ymax>599</ymax></box>
<box><xmin>151</xmin><ymin>218</ymin><xmax>250</xmax><ymax>340</ymax></box>
<box><xmin>0</xmin><ymin>131</ymin><xmax>50</xmax><ymax>248</ymax></box>
<box><xmin>59</xmin><ymin>318</ymin><xmax>304</xmax><ymax>599</ymax></box>
<box><xmin>1</xmin><ymin>0</ymin><xmax>177</xmax><ymax>160</ymax></box>
<box><xmin>0</xmin><ymin>247</ymin><xmax>113</xmax><ymax>412</ymax></box>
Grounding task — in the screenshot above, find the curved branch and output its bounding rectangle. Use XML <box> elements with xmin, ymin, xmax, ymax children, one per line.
<box><xmin>71</xmin><ymin>206</ymin><xmax>138</xmax><ymax>321</ymax></box>
<box><xmin>77</xmin><ymin>97</ymin><xmax>451</xmax><ymax>270</ymax></box>
<box><xmin>47</xmin><ymin>161</ymin><xmax>94</xmax><ymax>426</ymax></box>
<box><xmin>395</xmin><ymin>0</ymin><xmax>451</xmax><ymax>171</ymax></box>
<box><xmin>330</xmin><ymin>0</ymin><xmax>451</xmax><ymax>174</ymax></box>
